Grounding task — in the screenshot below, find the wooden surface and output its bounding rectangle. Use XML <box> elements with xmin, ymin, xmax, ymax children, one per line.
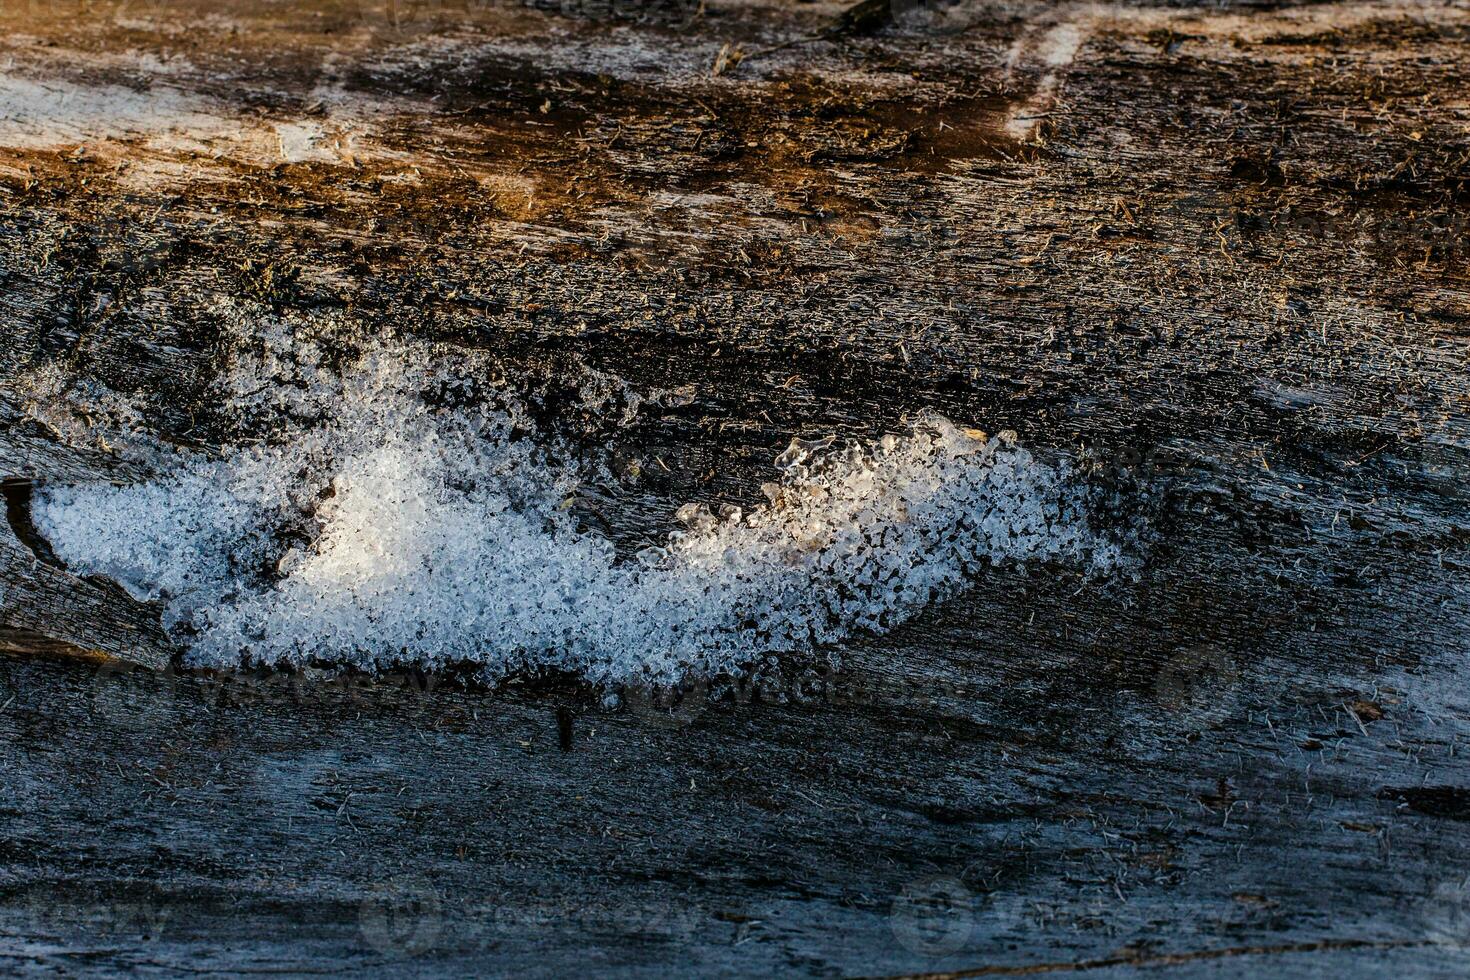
<box><xmin>1</xmin><ymin>0</ymin><xmax>1469</xmax><ymax>975</ymax></box>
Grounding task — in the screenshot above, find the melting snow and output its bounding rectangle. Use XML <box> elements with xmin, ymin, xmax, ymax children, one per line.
<box><xmin>33</xmin><ymin>316</ymin><xmax>1126</xmax><ymax>684</ymax></box>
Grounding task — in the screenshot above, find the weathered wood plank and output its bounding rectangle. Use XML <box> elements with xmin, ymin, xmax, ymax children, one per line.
<box><xmin>1</xmin><ymin>0</ymin><xmax>1468</xmax><ymax>975</ymax></box>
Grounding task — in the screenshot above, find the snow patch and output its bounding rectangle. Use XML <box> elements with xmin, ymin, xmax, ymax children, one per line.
<box><xmin>34</xmin><ymin>319</ymin><xmax>1128</xmax><ymax>684</ymax></box>
<box><xmin>0</xmin><ymin>72</ymin><xmax>235</xmax><ymax>150</ymax></box>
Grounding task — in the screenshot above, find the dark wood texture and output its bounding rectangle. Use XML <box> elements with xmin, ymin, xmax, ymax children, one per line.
<box><xmin>1</xmin><ymin>0</ymin><xmax>1468</xmax><ymax>975</ymax></box>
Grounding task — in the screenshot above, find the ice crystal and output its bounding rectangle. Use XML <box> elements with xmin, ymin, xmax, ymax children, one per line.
<box><xmin>34</xmin><ymin>323</ymin><xmax>1126</xmax><ymax>683</ymax></box>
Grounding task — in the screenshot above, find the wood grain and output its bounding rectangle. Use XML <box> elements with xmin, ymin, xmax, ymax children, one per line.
<box><xmin>0</xmin><ymin>0</ymin><xmax>1467</xmax><ymax>975</ymax></box>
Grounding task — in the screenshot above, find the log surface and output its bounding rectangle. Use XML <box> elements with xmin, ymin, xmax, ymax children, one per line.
<box><xmin>1</xmin><ymin>0</ymin><xmax>1469</xmax><ymax>975</ymax></box>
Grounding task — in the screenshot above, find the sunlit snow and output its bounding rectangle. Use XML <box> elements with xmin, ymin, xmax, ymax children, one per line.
<box><xmin>34</xmin><ymin>314</ymin><xmax>1127</xmax><ymax>683</ymax></box>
